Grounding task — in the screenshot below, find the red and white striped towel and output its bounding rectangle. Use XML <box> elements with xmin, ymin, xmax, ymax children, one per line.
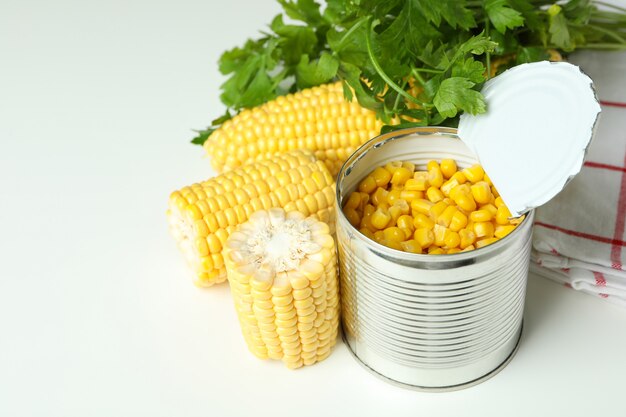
<box><xmin>531</xmin><ymin>51</ymin><xmax>626</xmax><ymax>306</ymax></box>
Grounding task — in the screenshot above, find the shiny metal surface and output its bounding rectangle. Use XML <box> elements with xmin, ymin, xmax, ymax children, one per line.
<box><xmin>336</xmin><ymin>127</ymin><xmax>534</xmax><ymax>390</ymax></box>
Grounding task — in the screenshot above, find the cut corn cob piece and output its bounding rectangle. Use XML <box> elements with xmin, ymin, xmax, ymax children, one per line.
<box><xmin>223</xmin><ymin>208</ymin><xmax>340</xmax><ymax>368</ymax></box>
<box><xmin>204</xmin><ymin>82</ymin><xmax>384</xmax><ymax>176</ymax></box>
<box><xmin>167</xmin><ymin>151</ymin><xmax>336</xmax><ymax>287</ymax></box>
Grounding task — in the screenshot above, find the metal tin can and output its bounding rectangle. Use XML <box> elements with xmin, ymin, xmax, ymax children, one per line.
<box><xmin>336</xmin><ymin>127</ymin><xmax>534</xmax><ymax>391</ymax></box>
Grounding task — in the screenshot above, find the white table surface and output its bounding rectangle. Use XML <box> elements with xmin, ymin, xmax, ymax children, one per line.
<box><xmin>2</xmin><ymin>1</ymin><xmax>626</xmax><ymax>416</ymax></box>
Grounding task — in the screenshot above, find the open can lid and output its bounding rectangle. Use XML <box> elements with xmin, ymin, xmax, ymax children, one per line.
<box><xmin>458</xmin><ymin>61</ymin><xmax>601</xmax><ymax>217</ymax></box>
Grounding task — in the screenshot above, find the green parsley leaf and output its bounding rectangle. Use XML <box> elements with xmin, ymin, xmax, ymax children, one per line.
<box><xmin>402</xmin><ymin>2</ymin><xmax>442</xmax><ymax>55</ymax></box>
<box><xmin>440</xmin><ymin>32</ymin><xmax>496</xmax><ymax>74</ymax></box>
<box><xmin>452</xmin><ymin>57</ymin><xmax>486</xmax><ymax>83</ymax></box>
<box><xmin>417</xmin><ymin>41</ymin><xmax>449</xmax><ymax>69</ymax></box>
<box><xmin>191</xmin><ymin>128</ymin><xmax>215</xmax><ymax>145</ymax></box>
<box><xmin>413</xmin><ymin>0</ymin><xmax>476</xmax><ymax>30</ymax></box>
<box><xmin>190</xmin><ymin>111</ymin><xmax>233</xmax><ymax>145</ymax></box>
<box><xmin>323</xmin><ymin>0</ymin><xmax>358</xmax><ymax>24</ymax></box>
<box><xmin>219</xmin><ymin>38</ymin><xmax>279</xmax><ymax>109</ymax></box>
<box><xmin>219</xmin><ymin>39</ymin><xmax>267</xmax><ymax>75</ymax></box>
<box><xmin>423</xmin><ymin>76</ymin><xmax>442</xmax><ymax>101</ymax></box>
<box><xmin>484</xmin><ymin>0</ymin><xmax>525</xmax><ymax>34</ymax></box>
<box><xmin>224</xmin><ymin>65</ymin><xmax>275</xmax><ymax>108</ymax></box>
<box><xmin>270</xmin><ymin>15</ymin><xmax>318</xmax><ymax>65</ymax></box>
<box><xmin>338</xmin><ymin>62</ymin><xmax>383</xmax><ymax>111</ymax></box>
<box><xmin>277</xmin><ymin>0</ymin><xmax>324</xmax><ymax>26</ymax></box>
<box><xmin>378</xmin><ymin>2</ymin><xmax>441</xmax><ymax>59</ymax></box>
<box><xmin>457</xmin><ymin>31</ymin><xmax>498</xmax><ymax>55</ymax></box>
<box><xmin>327</xmin><ymin>17</ymin><xmax>371</xmax><ymax>69</ymax></box>
<box><xmin>507</xmin><ymin>0</ymin><xmax>540</xmax><ymax>31</ymax></box>
<box><xmin>296</xmin><ymin>52</ymin><xmax>340</xmax><ymax>88</ymax></box>
<box><xmin>433</xmin><ymin>77</ymin><xmax>486</xmax><ymax>118</ymax></box>
<box><xmin>548</xmin><ymin>5</ymin><xmax>574</xmax><ymax>51</ymax></box>
<box><xmin>563</xmin><ymin>0</ymin><xmax>592</xmax><ymax>25</ymax></box>
<box><xmin>358</xmin><ymin>0</ymin><xmax>403</xmax><ymax>18</ymax></box>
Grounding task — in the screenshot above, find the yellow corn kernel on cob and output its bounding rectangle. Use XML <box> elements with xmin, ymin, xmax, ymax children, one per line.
<box><xmin>223</xmin><ymin>208</ymin><xmax>340</xmax><ymax>369</ymax></box>
<box><xmin>204</xmin><ymin>82</ymin><xmax>384</xmax><ymax>176</ymax></box>
<box><xmin>167</xmin><ymin>151</ymin><xmax>336</xmax><ymax>287</ymax></box>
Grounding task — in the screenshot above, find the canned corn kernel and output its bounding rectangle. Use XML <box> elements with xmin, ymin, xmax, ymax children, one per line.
<box><xmin>336</xmin><ymin>127</ymin><xmax>533</xmax><ymax>391</ymax></box>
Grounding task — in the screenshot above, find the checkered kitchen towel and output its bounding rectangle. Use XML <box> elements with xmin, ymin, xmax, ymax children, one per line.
<box><xmin>531</xmin><ymin>51</ymin><xmax>626</xmax><ymax>306</ymax></box>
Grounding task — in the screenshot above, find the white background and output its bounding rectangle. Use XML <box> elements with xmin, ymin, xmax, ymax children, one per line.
<box><xmin>2</xmin><ymin>1</ymin><xmax>626</xmax><ymax>416</ymax></box>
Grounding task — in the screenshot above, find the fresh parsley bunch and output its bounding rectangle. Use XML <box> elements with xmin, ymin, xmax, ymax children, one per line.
<box><xmin>193</xmin><ymin>0</ymin><xmax>626</xmax><ymax>145</ymax></box>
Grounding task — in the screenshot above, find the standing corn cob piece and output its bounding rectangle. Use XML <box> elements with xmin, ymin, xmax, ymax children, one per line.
<box><xmin>167</xmin><ymin>151</ymin><xmax>336</xmax><ymax>287</ymax></box>
<box><xmin>205</xmin><ymin>82</ymin><xmax>383</xmax><ymax>176</ymax></box>
<box><xmin>224</xmin><ymin>208</ymin><xmax>340</xmax><ymax>368</ymax></box>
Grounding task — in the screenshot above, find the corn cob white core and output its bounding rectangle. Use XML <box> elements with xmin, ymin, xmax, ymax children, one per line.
<box><xmin>227</xmin><ymin>209</ymin><xmax>331</xmax><ymax>284</ymax></box>
<box><xmin>168</xmin><ymin>207</ymin><xmax>202</xmax><ymax>271</ymax></box>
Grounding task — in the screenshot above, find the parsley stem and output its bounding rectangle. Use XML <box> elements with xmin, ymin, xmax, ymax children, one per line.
<box><xmin>592</xmin><ymin>10</ymin><xmax>626</xmax><ymax>22</ymax></box>
<box><xmin>485</xmin><ymin>19</ymin><xmax>491</xmax><ymax>81</ymax></box>
<box><xmin>410</xmin><ymin>68</ymin><xmax>427</xmax><ymax>86</ymax></box>
<box><xmin>576</xmin><ymin>43</ymin><xmax>626</xmax><ymax>49</ymax></box>
<box><xmin>594</xmin><ymin>1</ymin><xmax>626</xmax><ymax>14</ymax></box>
<box><xmin>527</xmin><ymin>43</ymin><xmax>626</xmax><ymax>50</ymax></box>
<box><xmin>571</xmin><ymin>23</ymin><xmax>626</xmax><ymax>44</ymax></box>
<box><xmin>411</xmin><ymin>67</ymin><xmax>444</xmax><ymax>74</ymax></box>
<box><xmin>392</xmin><ymin>79</ymin><xmax>407</xmax><ymax>113</ymax></box>
<box><xmin>408</xmin><ymin>69</ymin><xmax>433</xmax><ymax>122</ymax></box>
<box><xmin>364</xmin><ymin>19</ymin><xmax>425</xmax><ymax>107</ymax></box>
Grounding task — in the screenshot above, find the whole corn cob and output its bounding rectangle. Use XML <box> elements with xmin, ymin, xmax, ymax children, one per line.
<box><xmin>204</xmin><ymin>82</ymin><xmax>384</xmax><ymax>176</ymax></box>
<box><xmin>224</xmin><ymin>208</ymin><xmax>340</xmax><ymax>369</ymax></box>
<box><xmin>167</xmin><ymin>151</ymin><xmax>336</xmax><ymax>287</ymax></box>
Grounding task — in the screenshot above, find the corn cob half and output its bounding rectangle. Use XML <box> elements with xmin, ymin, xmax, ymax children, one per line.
<box><xmin>224</xmin><ymin>208</ymin><xmax>340</xmax><ymax>368</ymax></box>
<box><xmin>167</xmin><ymin>150</ymin><xmax>336</xmax><ymax>287</ymax></box>
<box><xmin>204</xmin><ymin>82</ymin><xmax>384</xmax><ymax>176</ymax></box>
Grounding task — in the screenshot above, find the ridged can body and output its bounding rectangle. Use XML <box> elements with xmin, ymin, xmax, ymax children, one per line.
<box><xmin>336</xmin><ymin>127</ymin><xmax>533</xmax><ymax>390</ymax></box>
